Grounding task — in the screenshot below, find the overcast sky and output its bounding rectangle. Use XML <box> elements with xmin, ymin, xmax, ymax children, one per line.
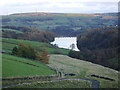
<box><xmin>0</xmin><ymin>0</ymin><xmax>119</xmax><ymax>15</ymax></box>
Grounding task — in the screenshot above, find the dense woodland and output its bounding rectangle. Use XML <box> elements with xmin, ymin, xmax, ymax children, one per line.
<box><xmin>2</xmin><ymin>26</ymin><xmax>55</xmax><ymax>43</ymax></box>
<box><xmin>69</xmin><ymin>26</ymin><xmax>119</xmax><ymax>71</ymax></box>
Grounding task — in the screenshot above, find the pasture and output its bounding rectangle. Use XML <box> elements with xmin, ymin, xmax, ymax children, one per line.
<box><xmin>48</xmin><ymin>55</ymin><xmax>119</xmax><ymax>88</ymax></box>
<box><xmin>2</xmin><ymin>54</ymin><xmax>56</xmax><ymax>78</ymax></box>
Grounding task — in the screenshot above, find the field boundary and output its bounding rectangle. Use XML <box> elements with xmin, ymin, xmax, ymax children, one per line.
<box><xmin>2</xmin><ymin>75</ymin><xmax>59</xmax><ymax>81</ymax></box>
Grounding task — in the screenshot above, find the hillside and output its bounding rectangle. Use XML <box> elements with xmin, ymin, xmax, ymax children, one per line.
<box><xmin>1</xmin><ymin>12</ymin><xmax>118</xmax><ymax>36</ymax></box>
<box><xmin>2</xmin><ymin>38</ymin><xmax>69</xmax><ymax>55</ymax></box>
<box><xmin>48</xmin><ymin>55</ymin><xmax>119</xmax><ymax>88</ymax></box>
<box><xmin>2</xmin><ymin>26</ymin><xmax>54</xmax><ymax>43</ymax></box>
<box><xmin>2</xmin><ymin>53</ymin><xmax>56</xmax><ymax>78</ymax></box>
<box><xmin>2</xmin><ymin>38</ymin><xmax>94</xmax><ymax>88</ymax></box>
<box><xmin>1</xmin><ymin>38</ymin><xmax>119</xmax><ymax>88</ymax></box>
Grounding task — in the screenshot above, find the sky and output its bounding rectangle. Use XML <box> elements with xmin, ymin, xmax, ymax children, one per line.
<box><xmin>0</xmin><ymin>0</ymin><xmax>119</xmax><ymax>15</ymax></box>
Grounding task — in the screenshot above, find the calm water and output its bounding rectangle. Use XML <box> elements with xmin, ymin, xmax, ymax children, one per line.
<box><xmin>51</xmin><ymin>37</ymin><xmax>79</xmax><ymax>51</ymax></box>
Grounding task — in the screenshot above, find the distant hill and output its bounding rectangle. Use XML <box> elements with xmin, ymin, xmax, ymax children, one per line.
<box><xmin>2</xmin><ymin>25</ymin><xmax>55</xmax><ymax>43</ymax></box>
<box><xmin>1</xmin><ymin>12</ymin><xmax>118</xmax><ymax>37</ymax></box>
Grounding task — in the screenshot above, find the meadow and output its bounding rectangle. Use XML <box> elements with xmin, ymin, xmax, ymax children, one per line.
<box><xmin>48</xmin><ymin>55</ymin><xmax>119</xmax><ymax>88</ymax></box>
<box><xmin>2</xmin><ymin>54</ymin><xmax>56</xmax><ymax>78</ymax></box>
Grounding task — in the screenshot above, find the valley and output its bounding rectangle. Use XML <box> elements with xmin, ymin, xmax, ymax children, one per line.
<box><xmin>1</xmin><ymin>12</ymin><xmax>119</xmax><ymax>89</ymax></box>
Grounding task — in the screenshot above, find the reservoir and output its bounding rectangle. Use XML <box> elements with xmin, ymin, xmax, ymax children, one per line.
<box><xmin>51</xmin><ymin>37</ymin><xmax>79</xmax><ymax>51</ymax></box>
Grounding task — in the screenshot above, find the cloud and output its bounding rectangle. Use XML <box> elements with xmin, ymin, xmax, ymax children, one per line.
<box><xmin>0</xmin><ymin>0</ymin><xmax>119</xmax><ymax>15</ymax></box>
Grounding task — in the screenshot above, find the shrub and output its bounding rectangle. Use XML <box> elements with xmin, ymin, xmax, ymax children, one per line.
<box><xmin>12</xmin><ymin>46</ymin><xmax>18</xmax><ymax>55</ymax></box>
<box><xmin>12</xmin><ymin>44</ymin><xmax>49</xmax><ymax>63</ymax></box>
<box><xmin>35</xmin><ymin>49</ymin><xmax>49</xmax><ymax>64</ymax></box>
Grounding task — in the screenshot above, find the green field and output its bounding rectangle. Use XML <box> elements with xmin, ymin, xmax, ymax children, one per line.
<box><xmin>48</xmin><ymin>55</ymin><xmax>119</xmax><ymax>88</ymax></box>
<box><xmin>11</xmin><ymin>80</ymin><xmax>91</xmax><ymax>88</ymax></box>
<box><xmin>2</xmin><ymin>38</ymin><xmax>69</xmax><ymax>55</ymax></box>
<box><xmin>2</xmin><ymin>54</ymin><xmax>56</xmax><ymax>78</ymax></box>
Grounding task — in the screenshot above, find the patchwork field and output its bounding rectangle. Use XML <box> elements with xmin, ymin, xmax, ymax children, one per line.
<box><xmin>48</xmin><ymin>55</ymin><xmax>119</xmax><ymax>88</ymax></box>
<box><xmin>2</xmin><ymin>12</ymin><xmax>117</xmax><ymax>37</ymax></box>
<box><xmin>2</xmin><ymin>53</ymin><xmax>93</xmax><ymax>88</ymax></box>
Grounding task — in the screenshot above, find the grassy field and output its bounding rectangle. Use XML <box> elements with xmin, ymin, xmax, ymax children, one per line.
<box><xmin>2</xmin><ymin>38</ymin><xmax>69</xmax><ymax>55</ymax></box>
<box><xmin>10</xmin><ymin>80</ymin><xmax>91</xmax><ymax>88</ymax></box>
<box><xmin>2</xmin><ymin>54</ymin><xmax>56</xmax><ymax>78</ymax></box>
<box><xmin>48</xmin><ymin>55</ymin><xmax>119</xmax><ymax>88</ymax></box>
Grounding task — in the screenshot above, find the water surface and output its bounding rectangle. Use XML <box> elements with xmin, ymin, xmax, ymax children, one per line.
<box><xmin>51</xmin><ymin>37</ymin><xmax>79</xmax><ymax>51</ymax></box>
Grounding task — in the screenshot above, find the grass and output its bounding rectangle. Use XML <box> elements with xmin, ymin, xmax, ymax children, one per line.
<box><xmin>2</xmin><ymin>54</ymin><xmax>56</xmax><ymax>78</ymax></box>
<box><xmin>48</xmin><ymin>55</ymin><xmax>119</xmax><ymax>88</ymax></box>
<box><xmin>8</xmin><ymin>80</ymin><xmax>91</xmax><ymax>88</ymax></box>
<box><xmin>2</xmin><ymin>38</ymin><xmax>70</xmax><ymax>55</ymax></box>
<box><xmin>2</xmin><ymin>28</ymin><xmax>23</xmax><ymax>33</ymax></box>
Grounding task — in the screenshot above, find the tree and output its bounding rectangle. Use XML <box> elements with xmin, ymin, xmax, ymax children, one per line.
<box><xmin>35</xmin><ymin>49</ymin><xmax>49</xmax><ymax>64</ymax></box>
<box><xmin>12</xmin><ymin>43</ymin><xmax>36</xmax><ymax>59</ymax></box>
<box><xmin>70</xmin><ymin>43</ymin><xmax>75</xmax><ymax>50</ymax></box>
<box><xmin>12</xmin><ymin>46</ymin><xmax>18</xmax><ymax>55</ymax></box>
<box><xmin>12</xmin><ymin>43</ymin><xmax>50</xmax><ymax>64</ymax></box>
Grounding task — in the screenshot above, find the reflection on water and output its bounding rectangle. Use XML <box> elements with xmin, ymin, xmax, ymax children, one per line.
<box><xmin>51</xmin><ymin>37</ymin><xmax>79</xmax><ymax>51</ymax></box>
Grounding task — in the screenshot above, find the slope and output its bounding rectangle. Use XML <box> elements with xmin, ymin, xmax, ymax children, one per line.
<box><xmin>2</xmin><ymin>38</ymin><xmax>69</xmax><ymax>55</ymax></box>
<box><xmin>2</xmin><ymin>53</ymin><xmax>56</xmax><ymax>78</ymax></box>
<box><xmin>48</xmin><ymin>55</ymin><xmax>119</xmax><ymax>88</ymax></box>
